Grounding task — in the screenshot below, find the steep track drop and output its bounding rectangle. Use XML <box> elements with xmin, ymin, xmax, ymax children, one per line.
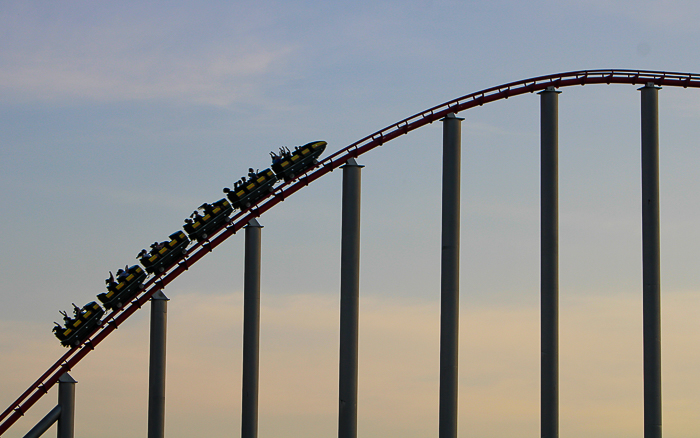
<box><xmin>2</xmin><ymin>69</ymin><xmax>700</xmax><ymax>436</ymax></box>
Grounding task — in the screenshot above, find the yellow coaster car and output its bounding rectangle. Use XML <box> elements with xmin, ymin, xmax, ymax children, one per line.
<box><xmin>225</xmin><ymin>168</ymin><xmax>278</xmax><ymax>210</ymax></box>
<box><xmin>272</xmin><ymin>140</ymin><xmax>326</xmax><ymax>182</ymax></box>
<box><xmin>53</xmin><ymin>301</ymin><xmax>105</xmax><ymax>348</ymax></box>
<box><xmin>140</xmin><ymin>231</ymin><xmax>190</xmax><ymax>274</ymax></box>
<box><xmin>183</xmin><ymin>198</ymin><xmax>234</xmax><ymax>241</ymax></box>
<box><xmin>98</xmin><ymin>265</ymin><xmax>147</xmax><ymax>310</ymax></box>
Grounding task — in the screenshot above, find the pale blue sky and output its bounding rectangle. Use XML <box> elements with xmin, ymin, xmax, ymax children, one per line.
<box><xmin>1</xmin><ymin>1</ymin><xmax>700</xmax><ymax>437</ymax></box>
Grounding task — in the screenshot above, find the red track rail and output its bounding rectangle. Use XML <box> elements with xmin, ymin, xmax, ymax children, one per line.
<box><xmin>2</xmin><ymin>69</ymin><xmax>699</xmax><ymax>435</ymax></box>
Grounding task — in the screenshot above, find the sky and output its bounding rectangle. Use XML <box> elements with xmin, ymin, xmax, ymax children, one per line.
<box><xmin>1</xmin><ymin>0</ymin><xmax>700</xmax><ymax>437</ymax></box>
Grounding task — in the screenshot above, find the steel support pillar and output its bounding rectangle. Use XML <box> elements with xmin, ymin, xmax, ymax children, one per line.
<box><xmin>338</xmin><ymin>158</ymin><xmax>363</xmax><ymax>438</ymax></box>
<box><xmin>148</xmin><ymin>291</ymin><xmax>169</xmax><ymax>438</ymax></box>
<box><xmin>641</xmin><ymin>82</ymin><xmax>662</xmax><ymax>438</ymax></box>
<box><xmin>439</xmin><ymin>112</ymin><xmax>463</xmax><ymax>438</ymax></box>
<box><xmin>22</xmin><ymin>405</ymin><xmax>61</xmax><ymax>438</ymax></box>
<box><xmin>540</xmin><ymin>86</ymin><xmax>560</xmax><ymax>438</ymax></box>
<box><xmin>242</xmin><ymin>218</ymin><xmax>262</xmax><ymax>438</ymax></box>
<box><xmin>56</xmin><ymin>373</ymin><xmax>76</xmax><ymax>438</ymax></box>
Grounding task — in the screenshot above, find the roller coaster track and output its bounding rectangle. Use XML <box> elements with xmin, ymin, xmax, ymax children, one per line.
<box><xmin>2</xmin><ymin>69</ymin><xmax>700</xmax><ymax>435</ymax></box>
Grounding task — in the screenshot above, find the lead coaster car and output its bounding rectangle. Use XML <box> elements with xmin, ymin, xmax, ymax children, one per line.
<box><xmin>140</xmin><ymin>231</ymin><xmax>190</xmax><ymax>274</ymax></box>
<box><xmin>97</xmin><ymin>265</ymin><xmax>147</xmax><ymax>310</ymax></box>
<box><xmin>226</xmin><ymin>168</ymin><xmax>278</xmax><ymax>210</ymax></box>
<box><xmin>272</xmin><ymin>140</ymin><xmax>326</xmax><ymax>182</ymax></box>
<box><xmin>54</xmin><ymin>301</ymin><xmax>105</xmax><ymax>347</ymax></box>
<box><xmin>183</xmin><ymin>198</ymin><xmax>234</xmax><ymax>241</ymax></box>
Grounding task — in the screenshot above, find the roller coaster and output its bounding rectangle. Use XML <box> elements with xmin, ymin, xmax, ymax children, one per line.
<box><xmin>51</xmin><ymin>140</ymin><xmax>327</xmax><ymax>348</ymax></box>
<box><xmin>2</xmin><ymin>69</ymin><xmax>700</xmax><ymax>436</ymax></box>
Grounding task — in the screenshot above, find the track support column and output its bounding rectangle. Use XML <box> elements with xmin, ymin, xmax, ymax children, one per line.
<box><xmin>57</xmin><ymin>373</ymin><xmax>76</xmax><ymax>438</ymax></box>
<box><xmin>640</xmin><ymin>82</ymin><xmax>662</xmax><ymax>438</ymax></box>
<box><xmin>148</xmin><ymin>291</ymin><xmax>169</xmax><ymax>438</ymax></box>
<box><xmin>540</xmin><ymin>86</ymin><xmax>560</xmax><ymax>438</ymax></box>
<box><xmin>22</xmin><ymin>406</ymin><xmax>61</xmax><ymax>438</ymax></box>
<box><xmin>338</xmin><ymin>158</ymin><xmax>363</xmax><ymax>438</ymax></box>
<box><xmin>439</xmin><ymin>112</ymin><xmax>463</xmax><ymax>438</ymax></box>
<box><xmin>242</xmin><ymin>218</ymin><xmax>263</xmax><ymax>438</ymax></box>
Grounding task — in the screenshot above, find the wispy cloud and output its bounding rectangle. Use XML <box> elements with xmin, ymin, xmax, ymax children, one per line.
<box><xmin>0</xmin><ymin>46</ymin><xmax>295</xmax><ymax>106</ymax></box>
<box><xmin>0</xmin><ymin>3</ymin><xmax>296</xmax><ymax>106</ymax></box>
